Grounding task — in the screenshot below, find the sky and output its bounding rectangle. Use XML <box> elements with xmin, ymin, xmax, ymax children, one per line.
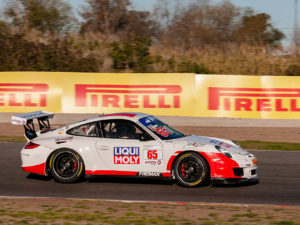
<box><xmin>69</xmin><ymin>0</ymin><xmax>299</xmax><ymax>47</ymax></box>
<box><xmin>0</xmin><ymin>0</ymin><xmax>297</xmax><ymax>46</ymax></box>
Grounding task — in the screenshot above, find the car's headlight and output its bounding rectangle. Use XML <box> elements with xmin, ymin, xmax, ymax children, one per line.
<box><xmin>215</xmin><ymin>145</ymin><xmax>232</xmax><ymax>158</ymax></box>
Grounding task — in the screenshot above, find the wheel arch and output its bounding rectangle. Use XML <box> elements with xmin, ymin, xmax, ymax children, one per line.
<box><xmin>45</xmin><ymin>148</ymin><xmax>85</xmax><ymax>174</ymax></box>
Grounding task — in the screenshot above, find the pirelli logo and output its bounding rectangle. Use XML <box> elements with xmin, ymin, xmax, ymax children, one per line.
<box><xmin>209</xmin><ymin>87</ymin><xmax>300</xmax><ymax>112</ymax></box>
<box><xmin>75</xmin><ymin>84</ymin><xmax>182</xmax><ymax>108</ymax></box>
<box><xmin>0</xmin><ymin>83</ymin><xmax>48</xmax><ymax>107</ymax></box>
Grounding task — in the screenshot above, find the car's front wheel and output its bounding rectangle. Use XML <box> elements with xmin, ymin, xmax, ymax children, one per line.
<box><xmin>173</xmin><ymin>152</ymin><xmax>209</xmax><ymax>187</ymax></box>
<box><xmin>49</xmin><ymin>149</ymin><xmax>85</xmax><ymax>183</ymax></box>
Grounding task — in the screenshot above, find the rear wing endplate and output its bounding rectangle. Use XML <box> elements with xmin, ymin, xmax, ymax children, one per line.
<box><xmin>12</xmin><ymin>111</ymin><xmax>55</xmax><ymax>140</ymax></box>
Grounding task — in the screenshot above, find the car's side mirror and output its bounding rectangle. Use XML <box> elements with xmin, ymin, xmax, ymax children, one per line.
<box><xmin>139</xmin><ymin>134</ymin><xmax>152</xmax><ymax>142</ymax></box>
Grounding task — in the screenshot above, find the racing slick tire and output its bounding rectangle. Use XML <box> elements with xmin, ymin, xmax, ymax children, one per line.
<box><xmin>49</xmin><ymin>149</ymin><xmax>85</xmax><ymax>183</ymax></box>
<box><xmin>173</xmin><ymin>152</ymin><xmax>209</xmax><ymax>188</ymax></box>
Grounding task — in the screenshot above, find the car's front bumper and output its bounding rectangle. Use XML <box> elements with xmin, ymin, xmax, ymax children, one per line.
<box><xmin>211</xmin><ymin>176</ymin><xmax>259</xmax><ymax>185</ymax></box>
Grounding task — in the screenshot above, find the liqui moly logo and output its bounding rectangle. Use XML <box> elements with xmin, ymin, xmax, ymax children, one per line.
<box><xmin>114</xmin><ymin>147</ymin><xmax>140</xmax><ymax>164</ymax></box>
<box><xmin>209</xmin><ymin>87</ymin><xmax>300</xmax><ymax>112</ymax></box>
<box><xmin>0</xmin><ymin>83</ymin><xmax>48</xmax><ymax>107</ymax></box>
<box><xmin>75</xmin><ymin>84</ymin><xmax>182</xmax><ymax>109</ymax></box>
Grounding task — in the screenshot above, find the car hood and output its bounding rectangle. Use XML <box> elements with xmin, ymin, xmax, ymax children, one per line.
<box><xmin>170</xmin><ymin>135</ymin><xmax>248</xmax><ymax>155</ymax></box>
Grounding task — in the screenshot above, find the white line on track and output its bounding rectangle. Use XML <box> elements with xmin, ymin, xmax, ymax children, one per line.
<box><xmin>0</xmin><ymin>195</ymin><xmax>297</xmax><ymax>208</ymax></box>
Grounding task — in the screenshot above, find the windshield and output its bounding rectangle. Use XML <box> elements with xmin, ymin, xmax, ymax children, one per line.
<box><xmin>139</xmin><ymin>116</ymin><xmax>185</xmax><ymax>140</ymax></box>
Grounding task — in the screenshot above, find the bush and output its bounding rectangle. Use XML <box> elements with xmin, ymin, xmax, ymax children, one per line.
<box><xmin>110</xmin><ymin>36</ymin><xmax>153</xmax><ymax>72</ymax></box>
<box><xmin>0</xmin><ymin>32</ymin><xmax>99</xmax><ymax>72</ymax></box>
<box><xmin>177</xmin><ymin>61</ymin><xmax>212</xmax><ymax>74</ymax></box>
<box><xmin>285</xmin><ymin>64</ymin><xmax>300</xmax><ymax>76</ymax></box>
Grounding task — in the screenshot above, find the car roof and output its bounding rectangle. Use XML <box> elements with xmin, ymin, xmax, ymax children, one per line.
<box><xmin>99</xmin><ymin>112</ymin><xmax>150</xmax><ymax>120</ymax></box>
<box><xmin>67</xmin><ymin>112</ymin><xmax>152</xmax><ymax>129</ymax></box>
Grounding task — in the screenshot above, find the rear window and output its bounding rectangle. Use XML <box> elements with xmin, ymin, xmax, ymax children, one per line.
<box><xmin>67</xmin><ymin>122</ymin><xmax>99</xmax><ymax>137</ymax></box>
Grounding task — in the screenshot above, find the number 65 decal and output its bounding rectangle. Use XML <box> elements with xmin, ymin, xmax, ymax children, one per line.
<box><xmin>143</xmin><ymin>149</ymin><xmax>162</xmax><ymax>160</ymax></box>
<box><xmin>147</xmin><ymin>150</ymin><xmax>158</xmax><ymax>159</ymax></box>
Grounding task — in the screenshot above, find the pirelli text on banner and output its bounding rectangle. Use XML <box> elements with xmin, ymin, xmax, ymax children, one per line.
<box><xmin>1</xmin><ymin>73</ymin><xmax>195</xmax><ymax>115</ymax></box>
<box><xmin>75</xmin><ymin>84</ymin><xmax>181</xmax><ymax>109</ymax></box>
<box><xmin>0</xmin><ymin>83</ymin><xmax>48</xmax><ymax>107</ymax></box>
<box><xmin>209</xmin><ymin>87</ymin><xmax>300</xmax><ymax>112</ymax></box>
<box><xmin>0</xmin><ymin>72</ymin><xmax>62</xmax><ymax>113</ymax></box>
<box><xmin>62</xmin><ymin>73</ymin><xmax>195</xmax><ymax>115</ymax></box>
<box><xmin>195</xmin><ymin>74</ymin><xmax>300</xmax><ymax>119</ymax></box>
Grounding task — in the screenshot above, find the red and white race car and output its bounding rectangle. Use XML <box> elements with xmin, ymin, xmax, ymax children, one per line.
<box><xmin>12</xmin><ymin>111</ymin><xmax>259</xmax><ymax>187</ymax></box>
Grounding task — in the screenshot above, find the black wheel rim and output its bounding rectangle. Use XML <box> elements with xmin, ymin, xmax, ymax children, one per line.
<box><xmin>54</xmin><ymin>152</ymin><xmax>79</xmax><ymax>179</ymax></box>
<box><xmin>177</xmin><ymin>156</ymin><xmax>204</xmax><ymax>184</ymax></box>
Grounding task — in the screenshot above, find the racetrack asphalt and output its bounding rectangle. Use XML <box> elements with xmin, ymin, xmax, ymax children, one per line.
<box><xmin>1</xmin><ymin>142</ymin><xmax>300</xmax><ymax>206</ymax></box>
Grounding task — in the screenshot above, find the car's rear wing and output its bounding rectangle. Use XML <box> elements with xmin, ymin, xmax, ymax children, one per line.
<box><xmin>12</xmin><ymin>111</ymin><xmax>55</xmax><ymax>140</ymax></box>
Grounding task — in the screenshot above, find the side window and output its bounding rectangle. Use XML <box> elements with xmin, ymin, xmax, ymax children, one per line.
<box><xmin>101</xmin><ymin>120</ymin><xmax>145</xmax><ymax>139</ymax></box>
<box><xmin>68</xmin><ymin>122</ymin><xmax>99</xmax><ymax>137</ymax></box>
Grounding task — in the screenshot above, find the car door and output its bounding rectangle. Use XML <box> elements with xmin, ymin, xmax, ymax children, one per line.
<box><xmin>96</xmin><ymin>119</ymin><xmax>165</xmax><ymax>174</ymax></box>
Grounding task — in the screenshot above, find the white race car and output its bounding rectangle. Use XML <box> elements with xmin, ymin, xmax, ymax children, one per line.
<box><xmin>12</xmin><ymin>111</ymin><xmax>259</xmax><ymax>187</ymax></box>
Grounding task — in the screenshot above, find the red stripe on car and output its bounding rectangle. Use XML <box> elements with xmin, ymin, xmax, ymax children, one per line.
<box><xmin>199</xmin><ymin>152</ymin><xmax>241</xmax><ymax>178</ymax></box>
<box><xmin>22</xmin><ymin>163</ymin><xmax>46</xmax><ymax>175</ymax></box>
<box><xmin>85</xmin><ymin>170</ymin><xmax>138</xmax><ymax>176</ymax></box>
<box><xmin>166</xmin><ymin>151</ymin><xmax>183</xmax><ymax>171</ymax></box>
<box><xmin>166</xmin><ymin>155</ymin><xmax>176</xmax><ymax>172</ymax></box>
<box><xmin>161</xmin><ymin>172</ymin><xmax>171</xmax><ymax>177</ymax></box>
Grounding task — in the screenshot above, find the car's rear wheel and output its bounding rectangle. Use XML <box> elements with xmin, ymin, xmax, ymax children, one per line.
<box><xmin>173</xmin><ymin>152</ymin><xmax>209</xmax><ymax>187</ymax></box>
<box><xmin>49</xmin><ymin>149</ymin><xmax>84</xmax><ymax>183</ymax></box>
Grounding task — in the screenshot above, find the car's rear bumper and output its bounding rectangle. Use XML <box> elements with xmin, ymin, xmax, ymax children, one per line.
<box><xmin>22</xmin><ymin>163</ymin><xmax>46</xmax><ymax>176</ymax></box>
<box><xmin>211</xmin><ymin>176</ymin><xmax>259</xmax><ymax>185</ymax></box>
<box><xmin>21</xmin><ymin>145</ymin><xmax>51</xmax><ymax>176</ymax></box>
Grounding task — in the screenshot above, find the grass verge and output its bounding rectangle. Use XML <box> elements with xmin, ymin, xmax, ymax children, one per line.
<box><xmin>237</xmin><ymin>140</ymin><xmax>300</xmax><ymax>151</ymax></box>
<box><xmin>0</xmin><ymin>136</ymin><xmax>26</xmax><ymax>142</ymax></box>
<box><xmin>0</xmin><ymin>198</ymin><xmax>300</xmax><ymax>225</ymax></box>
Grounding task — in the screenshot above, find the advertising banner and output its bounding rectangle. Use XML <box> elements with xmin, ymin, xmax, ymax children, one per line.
<box><xmin>0</xmin><ymin>72</ymin><xmax>196</xmax><ymax>116</ymax></box>
<box><xmin>195</xmin><ymin>75</ymin><xmax>300</xmax><ymax>119</ymax></box>
<box><xmin>1</xmin><ymin>72</ymin><xmax>300</xmax><ymax>119</ymax></box>
<box><xmin>61</xmin><ymin>73</ymin><xmax>196</xmax><ymax>116</ymax></box>
<box><xmin>0</xmin><ymin>72</ymin><xmax>62</xmax><ymax>113</ymax></box>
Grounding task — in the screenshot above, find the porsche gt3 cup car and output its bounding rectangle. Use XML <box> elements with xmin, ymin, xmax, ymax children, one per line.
<box><xmin>12</xmin><ymin>111</ymin><xmax>259</xmax><ymax>187</ymax></box>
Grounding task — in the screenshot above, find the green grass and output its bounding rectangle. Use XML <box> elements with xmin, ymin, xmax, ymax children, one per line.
<box><xmin>232</xmin><ymin>213</ymin><xmax>258</xmax><ymax>218</ymax></box>
<box><xmin>237</xmin><ymin>140</ymin><xmax>300</xmax><ymax>151</ymax></box>
<box><xmin>272</xmin><ymin>221</ymin><xmax>300</xmax><ymax>225</ymax></box>
<box><xmin>1</xmin><ymin>199</ymin><xmax>300</xmax><ymax>225</ymax></box>
<box><xmin>0</xmin><ymin>136</ymin><xmax>26</xmax><ymax>142</ymax></box>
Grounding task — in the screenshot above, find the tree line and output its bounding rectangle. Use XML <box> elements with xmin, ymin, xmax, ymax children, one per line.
<box><xmin>1</xmin><ymin>0</ymin><xmax>298</xmax><ymax>75</ymax></box>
